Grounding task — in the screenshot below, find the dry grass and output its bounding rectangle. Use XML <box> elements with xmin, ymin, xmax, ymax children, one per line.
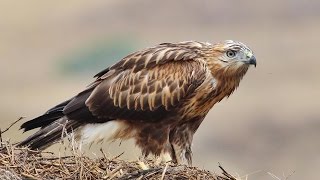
<box><xmin>0</xmin><ymin>139</ymin><xmax>240</xmax><ymax>180</ymax></box>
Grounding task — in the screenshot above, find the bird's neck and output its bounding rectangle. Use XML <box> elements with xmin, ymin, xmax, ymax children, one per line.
<box><xmin>196</xmin><ymin>65</ymin><xmax>249</xmax><ymax>110</ymax></box>
<box><xmin>184</xmin><ymin>69</ymin><xmax>248</xmax><ymax>119</ymax></box>
<box><xmin>212</xmin><ymin>64</ymin><xmax>249</xmax><ymax>97</ymax></box>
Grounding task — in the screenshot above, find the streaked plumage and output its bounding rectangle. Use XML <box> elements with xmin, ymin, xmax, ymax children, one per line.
<box><xmin>18</xmin><ymin>40</ymin><xmax>256</xmax><ymax>165</ymax></box>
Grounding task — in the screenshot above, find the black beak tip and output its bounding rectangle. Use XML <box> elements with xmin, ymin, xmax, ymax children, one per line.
<box><xmin>249</xmin><ymin>56</ymin><xmax>257</xmax><ymax>67</ymax></box>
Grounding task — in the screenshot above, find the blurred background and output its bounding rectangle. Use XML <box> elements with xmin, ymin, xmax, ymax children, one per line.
<box><xmin>1</xmin><ymin>0</ymin><xmax>320</xmax><ymax>179</ymax></box>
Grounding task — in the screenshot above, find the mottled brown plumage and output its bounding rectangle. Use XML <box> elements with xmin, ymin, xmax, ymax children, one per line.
<box><xmin>18</xmin><ymin>40</ymin><xmax>256</xmax><ymax>165</ymax></box>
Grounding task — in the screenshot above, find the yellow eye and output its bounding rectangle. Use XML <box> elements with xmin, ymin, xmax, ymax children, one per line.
<box><xmin>226</xmin><ymin>50</ymin><xmax>236</xmax><ymax>58</ymax></box>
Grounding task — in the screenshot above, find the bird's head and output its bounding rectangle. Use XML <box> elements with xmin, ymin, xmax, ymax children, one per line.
<box><xmin>206</xmin><ymin>40</ymin><xmax>256</xmax><ymax>79</ymax></box>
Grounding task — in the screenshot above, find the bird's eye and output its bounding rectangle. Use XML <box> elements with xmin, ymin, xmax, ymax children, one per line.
<box><xmin>226</xmin><ymin>50</ymin><xmax>236</xmax><ymax>58</ymax></box>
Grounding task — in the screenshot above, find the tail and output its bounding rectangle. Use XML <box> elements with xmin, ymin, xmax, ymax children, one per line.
<box><xmin>18</xmin><ymin>117</ymin><xmax>82</xmax><ymax>150</ymax></box>
<box><xmin>18</xmin><ymin>86</ymin><xmax>98</xmax><ymax>150</ymax></box>
<box><xmin>20</xmin><ymin>99</ymin><xmax>70</xmax><ymax>131</ymax></box>
<box><xmin>18</xmin><ymin>99</ymin><xmax>82</xmax><ymax>150</ymax></box>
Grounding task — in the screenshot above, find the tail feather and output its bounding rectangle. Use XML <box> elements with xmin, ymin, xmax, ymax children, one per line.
<box><xmin>18</xmin><ymin>90</ymin><xmax>97</xmax><ymax>150</ymax></box>
<box><xmin>20</xmin><ymin>99</ymin><xmax>72</xmax><ymax>132</ymax></box>
<box><xmin>20</xmin><ymin>112</ymin><xmax>64</xmax><ymax>131</ymax></box>
<box><xmin>18</xmin><ymin>117</ymin><xmax>82</xmax><ymax>150</ymax></box>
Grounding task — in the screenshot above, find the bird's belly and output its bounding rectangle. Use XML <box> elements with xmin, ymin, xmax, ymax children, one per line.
<box><xmin>77</xmin><ymin>120</ymin><xmax>135</xmax><ymax>146</ymax></box>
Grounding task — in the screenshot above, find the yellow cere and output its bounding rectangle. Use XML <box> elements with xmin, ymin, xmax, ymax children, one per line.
<box><xmin>245</xmin><ymin>51</ymin><xmax>253</xmax><ymax>58</ymax></box>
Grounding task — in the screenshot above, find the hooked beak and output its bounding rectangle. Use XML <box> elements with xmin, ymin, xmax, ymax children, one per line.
<box><xmin>248</xmin><ymin>56</ymin><xmax>256</xmax><ymax>67</ymax></box>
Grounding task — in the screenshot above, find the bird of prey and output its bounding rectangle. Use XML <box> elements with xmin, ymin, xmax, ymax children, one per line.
<box><xmin>18</xmin><ymin>40</ymin><xmax>256</xmax><ymax>165</ymax></box>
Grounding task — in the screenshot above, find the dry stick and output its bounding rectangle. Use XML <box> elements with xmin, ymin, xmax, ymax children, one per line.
<box><xmin>285</xmin><ymin>171</ymin><xmax>295</xmax><ymax>180</ymax></box>
<box><xmin>117</xmin><ymin>168</ymin><xmax>162</xmax><ymax>180</ymax></box>
<box><xmin>10</xmin><ymin>145</ymin><xmax>15</xmax><ymax>165</ymax></box>
<box><xmin>103</xmin><ymin>166</ymin><xmax>122</xmax><ymax>179</ymax></box>
<box><xmin>99</xmin><ymin>148</ymin><xmax>108</xmax><ymax>160</ymax></box>
<box><xmin>111</xmin><ymin>151</ymin><xmax>125</xmax><ymax>161</ymax></box>
<box><xmin>36</xmin><ymin>155</ymin><xmax>74</xmax><ymax>161</ymax></box>
<box><xmin>141</xmin><ymin>170</ymin><xmax>159</xmax><ymax>179</ymax></box>
<box><xmin>0</xmin><ymin>117</ymin><xmax>25</xmax><ymax>148</ymax></box>
<box><xmin>160</xmin><ymin>163</ymin><xmax>169</xmax><ymax>180</ymax></box>
<box><xmin>0</xmin><ymin>129</ymin><xmax>3</xmax><ymax>149</ymax></box>
<box><xmin>21</xmin><ymin>172</ymin><xmax>41</xmax><ymax>180</ymax></box>
<box><xmin>218</xmin><ymin>163</ymin><xmax>237</xmax><ymax>180</ymax></box>
<box><xmin>1</xmin><ymin>117</ymin><xmax>25</xmax><ymax>134</ymax></box>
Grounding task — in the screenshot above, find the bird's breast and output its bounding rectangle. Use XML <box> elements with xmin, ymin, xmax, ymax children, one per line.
<box><xmin>180</xmin><ymin>77</ymin><xmax>239</xmax><ymax>120</ymax></box>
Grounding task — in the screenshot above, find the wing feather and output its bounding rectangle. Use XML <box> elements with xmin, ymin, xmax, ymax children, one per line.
<box><xmin>70</xmin><ymin>41</ymin><xmax>209</xmax><ymax>122</ymax></box>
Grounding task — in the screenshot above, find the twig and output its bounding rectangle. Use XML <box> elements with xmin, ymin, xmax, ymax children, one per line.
<box><xmin>103</xmin><ymin>166</ymin><xmax>122</xmax><ymax>179</ymax></box>
<box><xmin>1</xmin><ymin>117</ymin><xmax>25</xmax><ymax>134</ymax></box>
<box><xmin>0</xmin><ymin>128</ymin><xmax>2</xmax><ymax>148</ymax></box>
<box><xmin>285</xmin><ymin>171</ymin><xmax>295</xmax><ymax>180</ymax></box>
<box><xmin>21</xmin><ymin>172</ymin><xmax>41</xmax><ymax>180</ymax></box>
<box><xmin>268</xmin><ymin>172</ymin><xmax>281</xmax><ymax>180</ymax></box>
<box><xmin>117</xmin><ymin>168</ymin><xmax>162</xmax><ymax>180</ymax></box>
<box><xmin>36</xmin><ymin>155</ymin><xmax>74</xmax><ymax>161</ymax></box>
<box><xmin>111</xmin><ymin>151</ymin><xmax>125</xmax><ymax>161</ymax></box>
<box><xmin>160</xmin><ymin>163</ymin><xmax>169</xmax><ymax>180</ymax></box>
<box><xmin>100</xmin><ymin>148</ymin><xmax>108</xmax><ymax>160</ymax></box>
<box><xmin>217</xmin><ymin>163</ymin><xmax>237</xmax><ymax>180</ymax></box>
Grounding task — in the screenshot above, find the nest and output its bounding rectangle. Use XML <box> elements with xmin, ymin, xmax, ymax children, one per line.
<box><xmin>0</xmin><ymin>140</ymin><xmax>240</xmax><ymax>180</ymax></box>
<box><xmin>0</xmin><ymin>118</ymin><xmax>238</xmax><ymax>179</ymax></box>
